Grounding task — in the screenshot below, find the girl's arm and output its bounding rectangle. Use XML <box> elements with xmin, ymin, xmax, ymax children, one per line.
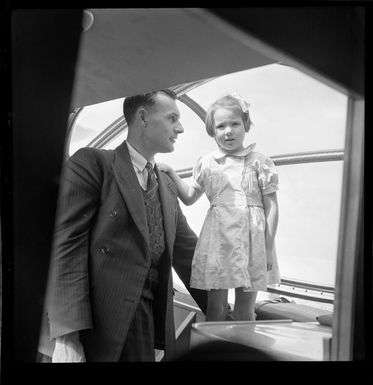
<box><xmin>157</xmin><ymin>163</ymin><xmax>203</xmax><ymax>205</ymax></box>
<box><xmin>263</xmin><ymin>192</ymin><xmax>279</xmax><ymax>271</ymax></box>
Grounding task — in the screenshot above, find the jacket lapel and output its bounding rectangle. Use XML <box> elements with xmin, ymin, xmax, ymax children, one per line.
<box><xmin>155</xmin><ymin>165</ymin><xmax>177</xmax><ymax>262</ymax></box>
<box><xmin>112</xmin><ymin>141</ymin><xmax>150</xmax><ymax>249</ymax></box>
<box><xmin>111</xmin><ymin>141</ymin><xmax>178</xmax><ymax>261</ymax></box>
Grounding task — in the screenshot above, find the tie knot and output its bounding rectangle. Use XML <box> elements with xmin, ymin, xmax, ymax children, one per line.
<box><xmin>146</xmin><ymin>162</ymin><xmax>154</xmax><ymax>172</ymax></box>
<box><xmin>146</xmin><ymin>162</ymin><xmax>156</xmax><ymax>180</ymax></box>
<box><xmin>145</xmin><ymin>162</ymin><xmax>158</xmax><ymax>197</ymax></box>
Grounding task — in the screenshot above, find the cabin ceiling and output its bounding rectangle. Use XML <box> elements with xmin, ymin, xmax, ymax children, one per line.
<box><xmin>71</xmin><ymin>8</ymin><xmax>276</xmax><ymax>108</ymax></box>
<box><xmin>71</xmin><ymin>7</ymin><xmax>364</xmax><ymax>109</ymax></box>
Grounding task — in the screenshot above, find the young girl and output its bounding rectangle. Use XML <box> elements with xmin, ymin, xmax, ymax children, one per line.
<box><xmin>159</xmin><ymin>94</ymin><xmax>280</xmax><ymax>321</ymax></box>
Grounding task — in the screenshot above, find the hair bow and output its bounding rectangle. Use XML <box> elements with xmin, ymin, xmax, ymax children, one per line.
<box><xmin>229</xmin><ymin>92</ymin><xmax>250</xmax><ymax>113</ymax></box>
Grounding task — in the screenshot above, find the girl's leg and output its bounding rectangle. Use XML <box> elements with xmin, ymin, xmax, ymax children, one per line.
<box><xmin>206</xmin><ymin>289</ymin><xmax>229</xmax><ymax>321</ymax></box>
<box><xmin>234</xmin><ymin>288</ymin><xmax>258</xmax><ymax>321</ymax></box>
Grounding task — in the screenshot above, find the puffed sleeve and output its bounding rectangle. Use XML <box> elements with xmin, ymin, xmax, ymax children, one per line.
<box><xmin>190</xmin><ymin>156</ymin><xmax>205</xmax><ymax>192</ymax></box>
<box><xmin>258</xmin><ymin>156</ymin><xmax>279</xmax><ymax>195</ymax></box>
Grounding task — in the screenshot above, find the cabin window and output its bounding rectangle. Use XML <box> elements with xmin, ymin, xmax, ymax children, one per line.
<box><xmin>172</xmin><ymin>65</ymin><xmax>347</xmax><ymax>302</ymax></box>
<box><xmin>67</xmin><ymin>63</ymin><xmax>347</xmax><ymax>301</ymax></box>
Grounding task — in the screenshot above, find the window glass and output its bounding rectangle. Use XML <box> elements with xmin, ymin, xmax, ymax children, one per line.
<box><xmin>188</xmin><ymin>63</ymin><xmax>347</xmax><ymax>155</ymax></box>
<box><xmin>69</xmin><ymin>97</ymin><xmax>124</xmax><ymax>155</ymax></box>
<box><xmin>270</xmin><ymin>161</ymin><xmax>342</xmax><ymax>286</ymax></box>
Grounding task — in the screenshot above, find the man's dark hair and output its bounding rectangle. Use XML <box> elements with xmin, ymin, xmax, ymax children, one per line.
<box><xmin>123</xmin><ymin>89</ymin><xmax>177</xmax><ymax>125</ymax></box>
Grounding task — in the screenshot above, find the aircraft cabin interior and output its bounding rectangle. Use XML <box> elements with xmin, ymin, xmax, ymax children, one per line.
<box><xmin>3</xmin><ymin>6</ymin><xmax>367</xmax><ymax>374</ymax></box>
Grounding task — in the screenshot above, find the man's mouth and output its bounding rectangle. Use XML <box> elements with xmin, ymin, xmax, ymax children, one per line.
<box><xmin>170</xmin><ymin>137</ymin><xmax>177</xmax><ymax>143</ymax></box>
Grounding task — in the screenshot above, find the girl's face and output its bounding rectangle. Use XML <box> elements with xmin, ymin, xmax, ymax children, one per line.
<box><xmin>213</xmin><ymin>108</ymin><xmax>246</xmax><ymax>153</ymax></box>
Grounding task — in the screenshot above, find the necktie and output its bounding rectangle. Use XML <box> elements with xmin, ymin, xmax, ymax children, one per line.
<box><xmin>145</xmin><ymin>162</ymin><xmax>158</xmax><ymax>198</ymax></box>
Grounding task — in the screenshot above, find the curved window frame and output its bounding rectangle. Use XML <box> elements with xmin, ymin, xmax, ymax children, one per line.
<box><xmin>66</xmin><ymin>78</ymin><xmax>216</xmax><ymax>154</ymax></box>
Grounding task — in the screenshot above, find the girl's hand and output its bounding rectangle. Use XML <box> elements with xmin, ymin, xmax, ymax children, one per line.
<box><xmin>157</xmin><ymin>162</ymin><xmax>173</xmax><ymax>174</ymax></box>
<box><xmin>266</xmin><ymin>246</ymin><xmax>274</xmax><ymax>271</ymax></box>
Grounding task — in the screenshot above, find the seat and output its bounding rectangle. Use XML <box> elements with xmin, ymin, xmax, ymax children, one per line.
<box><xmin>255</xmin><ymin>298</ymin><xmax>333</xmax><ymax>323</ymax></box>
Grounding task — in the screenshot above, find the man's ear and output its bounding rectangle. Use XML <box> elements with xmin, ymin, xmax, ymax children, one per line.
<box><xmin>138</xmin><ymin>108</ymin><xmax>148</xmax><ymax>126</ymax></box>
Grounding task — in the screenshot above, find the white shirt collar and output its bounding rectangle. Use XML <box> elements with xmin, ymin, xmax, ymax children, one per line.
<box><xmin>126</xmin><ymin>141</ymin><xmax>155</xmax><ymax>172</ymax></box>
<box><xmin>211</xmin><ymin>143</ymin><xmax>256</xmax><ymax>159</ymax></box>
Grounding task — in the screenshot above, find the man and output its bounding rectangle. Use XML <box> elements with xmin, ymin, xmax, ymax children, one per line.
<box><xmin>40</xmin><ymin>89</ymin><xmax>207</xmax><ymax>362</ymax></box>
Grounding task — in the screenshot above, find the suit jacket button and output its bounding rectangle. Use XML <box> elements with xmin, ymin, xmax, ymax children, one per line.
<box><xmin>100</xmin><ymin>247</ymin><xmax>109</xmax><ymax>254</ymax></box>
<box><xmin>109</xmin><ymin>210</ymin><xmax>117</xmax><ymax>217</ymax></box>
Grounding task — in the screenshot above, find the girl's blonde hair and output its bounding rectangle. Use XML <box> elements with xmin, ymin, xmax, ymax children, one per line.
<box><xmin>205</xmin><ymin>94</ymin><xmax>253</xmax><ymax>137</ymax></box>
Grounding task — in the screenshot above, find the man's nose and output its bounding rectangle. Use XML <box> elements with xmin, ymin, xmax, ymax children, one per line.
<box><xmin>175</xmin><ymin>122</ymin><xmax>184</xmax><ymax>134</ymax></box>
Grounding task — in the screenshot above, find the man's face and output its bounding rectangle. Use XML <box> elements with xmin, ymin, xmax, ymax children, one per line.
<box><xmin>145</xmin><ymin>93</ymin><xmax>184</xmax><ymax>153</ymax></box>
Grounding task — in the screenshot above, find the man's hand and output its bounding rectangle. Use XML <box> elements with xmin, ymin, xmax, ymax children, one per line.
<box><xmin>52</xmin><ymin>332</ymin><xmax>86</xmax><ymax>363</ymax></box>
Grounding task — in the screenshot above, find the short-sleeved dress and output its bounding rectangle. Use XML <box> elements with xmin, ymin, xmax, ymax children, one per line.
<box><xmin>190</xmin><ymin>143</ymin><xmax>280</xmax><ymax>291</ymax></box>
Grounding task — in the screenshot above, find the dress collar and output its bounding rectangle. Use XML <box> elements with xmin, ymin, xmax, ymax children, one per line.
<box><xmin>126</xmin><ymin>141</ymin><xmax>155</xmax><ymax>172</ymax></box>
<box><xmin>211</xmin><ymin>143</ymin><xmax>256</xmax><ymax>159</ymax></box>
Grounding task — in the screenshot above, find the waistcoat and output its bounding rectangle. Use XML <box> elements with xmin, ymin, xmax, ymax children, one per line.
<box><xmin>141</xmin><ymin>188</ymin><xmax>166</xmax><ymax>300</ymax></box>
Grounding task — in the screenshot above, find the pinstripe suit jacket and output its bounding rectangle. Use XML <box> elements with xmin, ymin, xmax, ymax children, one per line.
<box><xmin>41</xmin><ymin>141</ymin><xmax>207</xmax><ymax>361</ymax></box>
